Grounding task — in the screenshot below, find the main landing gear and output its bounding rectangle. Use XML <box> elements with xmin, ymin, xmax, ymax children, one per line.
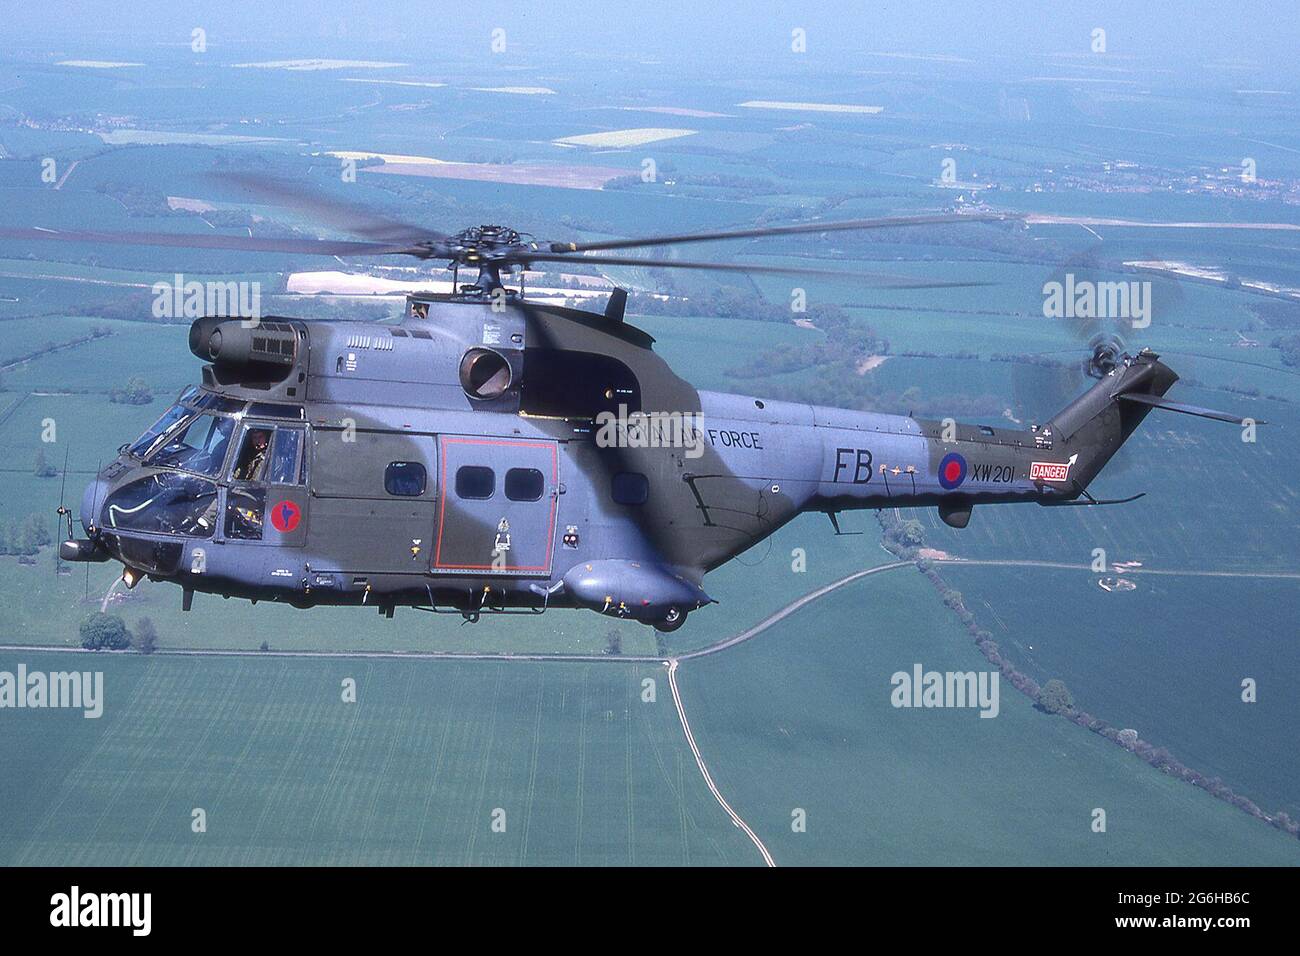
<box><xmin>652</xmin><ymin>606</ymin><xmax>688</xmax><ymax>633</ymax></box>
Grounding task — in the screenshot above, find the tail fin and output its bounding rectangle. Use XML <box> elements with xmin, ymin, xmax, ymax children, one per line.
<box><xmin>1043</xmin><ymin>349</ymin><xmax>1256</xmax><ymax>495</ymax></box>
<box><xmin>1044</xmin><ymin>349</ymin><xmax>1174</xmax><ymax>491</ymax></box>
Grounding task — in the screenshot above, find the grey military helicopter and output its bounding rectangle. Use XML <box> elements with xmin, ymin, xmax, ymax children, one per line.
<box><xmin>26</xmin><ymin>182</ymin><xmax>1255</xmax><ymax>632</ymax></box>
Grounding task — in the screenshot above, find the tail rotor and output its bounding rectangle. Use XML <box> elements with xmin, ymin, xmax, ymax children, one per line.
<box><xmin>1085</xmin><ymin>331</ymin><xmax>1127</xmax><ymax>380</ymax></box>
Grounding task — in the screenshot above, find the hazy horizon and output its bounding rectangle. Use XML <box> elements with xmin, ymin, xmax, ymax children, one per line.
<box><xmin>2</xmin><ymin>1</ymin><xmax>1297</xmax><ymax>82</ymax></box>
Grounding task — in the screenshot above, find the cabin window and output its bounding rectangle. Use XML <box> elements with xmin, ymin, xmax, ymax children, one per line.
<box><xmin>385</xmin><ymin>461</ymin><xmax>427</xmax><ymax>497</ymax></box>
<box><xmin>455</xmin><ymin>465</ymin><xmax>495</xmax><ymax>500</ymax></box>
<box><xmin>611</xmin><ymin>472</ymin><xmax>649</xmax><ymax>506</ymax></box>
<box><xmin>504</xmin><ymin>467</ymin><xmax>544</xmax><ymax>502</ymax></box>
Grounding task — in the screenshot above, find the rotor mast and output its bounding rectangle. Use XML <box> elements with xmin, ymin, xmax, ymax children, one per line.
<box><xmin>450</xmin><ymin>225</ymin><xmax>525</xmax><ymax>296</ymax></box>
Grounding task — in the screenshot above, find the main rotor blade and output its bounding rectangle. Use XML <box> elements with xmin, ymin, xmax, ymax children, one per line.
<box><xmin>514</xmin><ymin>251</ymin><xmax>993</xmax><ymax>288</ymax></box>
<box><xmin>0</xmin><ymin>226</ymin><xmax>422</xmax><ymax>258</ymax></box>
<box><xmin>546</xmin><ymin>212</ymin><xmax>1012</xmax><ymax>254</ymax></box>
<box><xmin>211</xmin><ymin>171</ymin><xmax>448</xmax><ymax>246</ymax></box>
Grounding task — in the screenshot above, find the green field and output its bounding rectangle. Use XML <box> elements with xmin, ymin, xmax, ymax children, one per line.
<box><xmin>939</xmin><ymin>565</ymin><xmax>1300</xmax><ymax>821</ymax></box>
<box><xmin>677</xmin><ymin>572</ymin><xmax>1300</xmax><ymax>865</ymax></box>
<box><xmin>3</xmin><ymin>565</ymin><xmax>1295</xmax><ymax>866</ymax></box>
<box><xmin>0</xmin><ymin>650</ymin><xmax>758</xmax><ymax>866</ymax></box>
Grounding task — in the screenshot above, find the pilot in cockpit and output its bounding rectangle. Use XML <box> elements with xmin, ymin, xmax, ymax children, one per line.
<box><xmin>233</xmin><ymin>428</ymin><xmax>271</xmax><ymax>481</ymax></box>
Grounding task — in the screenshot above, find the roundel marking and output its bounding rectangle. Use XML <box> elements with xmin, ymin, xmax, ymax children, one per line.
<box><xmin>271</xmin><ymin>500</ymin><xmax>301</xmax><ymax>533</ymax></box>
<box><xmin>938</xmin><ymin>452</ymin><xmax>967</xmax><ymax>490</ymax></box>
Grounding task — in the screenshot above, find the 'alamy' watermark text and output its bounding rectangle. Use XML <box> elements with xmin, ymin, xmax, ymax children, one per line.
<box><xmin>152</xmin><ymin>273</ymin><xmax>261</xmax><ymax>325</ymax></box>
<box><xmin>594</xmin><ymin>404</ymin><xmax>705</xmax><ymax>459</ymax></box>
<box><xmin>891</xmin><ymin>663</ymin><xmax>999</xmax><ymax>718</ymax></box>
<box><xmin>50</xmin><ymin>886</ymin><xmax>150</xmax><ymax>936</ymax></box>
<box><xmin>1042</xmin><ymin>274</ymin><xmax>1151</xmax><ymax>329</ymax></box>
<box><xmin>0</xmin><ymin>665</ymin><xmax>103</xmax><ymax>718</ymax></box>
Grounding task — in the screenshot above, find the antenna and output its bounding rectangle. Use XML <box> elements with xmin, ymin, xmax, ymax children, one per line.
<box><xmin>54</xmin><ymin>445</ymin><xmax>70</xmax><ymax>577</ymax></box>
<box><xmin>84</xmin><ymin>458</ymin><xmax>101</xmax><ymax>601</ymax></box>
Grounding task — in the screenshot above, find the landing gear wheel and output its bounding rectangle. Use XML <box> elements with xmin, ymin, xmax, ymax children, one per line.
<box><xmin>652</xmin><ymin>607</ymin><xmax>687</xmax><ymax>633</ymax></box>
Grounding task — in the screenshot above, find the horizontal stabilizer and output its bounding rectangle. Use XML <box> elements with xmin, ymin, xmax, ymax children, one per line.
<box><xmin>1118</xmin><ymin>391</ymin><xmax>1264</xmax><ymax>425</ymax></box>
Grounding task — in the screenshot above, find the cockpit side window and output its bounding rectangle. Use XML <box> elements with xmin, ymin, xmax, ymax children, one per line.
<box><xmin>225</xmin><ymin>487</ymin><xmax>266</xmax><ymax>541</ymax></box>
<box><xmin>267</xmin><ymin>428</ymin><xmax>304</xmax><ymax>485</ymax></box>
<box><xmin>232</xmin><ymin>427</ymin><xmax>274</xmax><ymax>482</ymax></box>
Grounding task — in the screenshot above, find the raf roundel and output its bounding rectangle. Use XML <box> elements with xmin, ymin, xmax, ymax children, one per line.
<box><xmin>270</xmin><ymin>500</ymin><xmax>301</xmax><ymax>533</ymax></box>
<box><xmin>937</xmin><ymin>452</ymin><xmax>967</xmax><ymax>490</ymax></box>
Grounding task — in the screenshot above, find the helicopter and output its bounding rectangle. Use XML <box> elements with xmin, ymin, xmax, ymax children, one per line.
<box><xmin>20</xmin><ymin>180</ymin><xmax>1256</xmax><ymax>633</ymax></box>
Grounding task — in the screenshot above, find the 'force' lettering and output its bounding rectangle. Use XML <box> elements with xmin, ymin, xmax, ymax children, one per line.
<box><xmin>706</xmin><ymin>429</ymin><xmax>763</xmax><ymax>450</ymax></box>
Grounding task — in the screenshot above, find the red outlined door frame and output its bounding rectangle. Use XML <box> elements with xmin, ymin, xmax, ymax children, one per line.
<box><xmin>433</xmin><ymin>435</ymin><xmax>559</xmax><ymax>574</ymax></box>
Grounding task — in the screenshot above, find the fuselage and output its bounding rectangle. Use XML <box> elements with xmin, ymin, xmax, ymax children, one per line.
<box><xmin>69</xmin><ymin>293</ymin><xmax>1169</xmax><ymax>629</ymax></box>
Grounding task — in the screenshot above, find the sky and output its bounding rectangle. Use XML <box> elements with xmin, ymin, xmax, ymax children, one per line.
<box><xmin>2</xmin><ymin>0</ymin><xmax>1298</xmax><ymax>77</ymax></box>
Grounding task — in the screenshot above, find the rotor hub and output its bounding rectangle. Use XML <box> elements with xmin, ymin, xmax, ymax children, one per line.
<box><xmin>449</xmin><ymin>225</ymin><xmax>531</xmax><ymax>261</ymax></box>
<box><xmin>441</xmin><ymin>226</ymin><xmax>536</xmax><ymax>290</ymax></box>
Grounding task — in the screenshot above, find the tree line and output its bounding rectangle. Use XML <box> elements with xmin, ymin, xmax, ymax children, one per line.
<box><xmin>79</xmin><ymin>613</ymin><xmax>158</xmax><ymax>654</ymax></box>
<box><xmin>877</xmin><ymin>509</ymin><xmax>1300</xmax><ymax>841</ymax></box>
<box><xmin>0</xmin><ymin>513</ymin><xmax>52</xmax><ymax>557</ymax></box>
